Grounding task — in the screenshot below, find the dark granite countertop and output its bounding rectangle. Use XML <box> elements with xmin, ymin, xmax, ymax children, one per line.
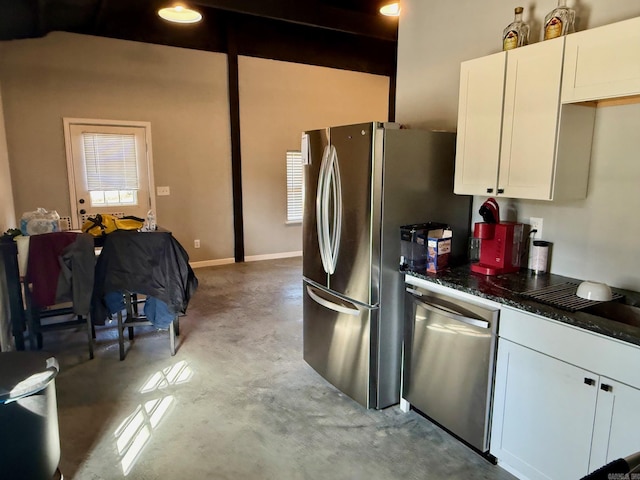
<box><xmin>403</xmin><ymin>265</ymin><xmax>640</xmax><ymax>348</ymax></box>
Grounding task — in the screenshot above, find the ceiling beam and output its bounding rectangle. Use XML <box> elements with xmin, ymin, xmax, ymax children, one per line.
<box><xmin>188</xmin><ymin>0</ymin><xmax>398</xmax><ymax>41</ymax></box>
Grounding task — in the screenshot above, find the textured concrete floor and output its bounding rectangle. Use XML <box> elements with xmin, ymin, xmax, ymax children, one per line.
<box><xmin>42</xmin><ymin>257</ymin><xmax>516</xmax><ymax>480</ymax></box>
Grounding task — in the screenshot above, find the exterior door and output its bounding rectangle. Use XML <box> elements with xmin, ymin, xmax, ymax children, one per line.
<box><xmin>64</xmin><ymin>118</ymin><xmax>156</xmax><ymax>229</ymax></box>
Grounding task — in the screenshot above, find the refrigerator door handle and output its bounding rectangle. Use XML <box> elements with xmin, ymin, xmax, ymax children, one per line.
<box><xmin>327</xmin><ymin>145</ymin><xmax>342</xmax><ymax>274</ymax></box>
<box><xmin>316</xmin><ymin>145</ymin><xmax>332</xmax><ymax>274</ymax></box>
<box><xmin>412</xmin><ymin>297</ymin><xmax>491</xmax><ymax>329</ymax></box>
<box><xmin>306</xmin><ymin>285</ymin><xmax>360</xmax><ymax>316</ymax></box>
<box><xmin>320</xmin><ymin>148</ymin><xmax>333</xmax><ymax>273</ymax></box>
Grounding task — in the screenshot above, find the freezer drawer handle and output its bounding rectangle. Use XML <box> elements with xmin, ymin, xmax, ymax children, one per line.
<box><xmin>306</xmin><ymin>285</ymin><xmax>359</xmax><ymax>316</ymax></box>
<box><xmin>414</xmin><ymin>298</ymin><xmax>490</xmax><ymax>329</ymax></box>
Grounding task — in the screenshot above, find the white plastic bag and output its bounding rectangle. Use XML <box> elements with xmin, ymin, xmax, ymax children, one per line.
<box><xmin>19</xmin><ymin>208</ymin><xmax>61</xmax><ymax>235</ymax></box>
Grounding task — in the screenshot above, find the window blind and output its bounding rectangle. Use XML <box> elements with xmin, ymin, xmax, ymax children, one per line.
<box><xmin>82</xmin><ymin>132</ymin><xmax>139</xmax><ymax>190</ymax></box>
<box><xmin>286</xmin><ymin>150</ymin><xmax>303</xmax><ymax>223</ymax></box>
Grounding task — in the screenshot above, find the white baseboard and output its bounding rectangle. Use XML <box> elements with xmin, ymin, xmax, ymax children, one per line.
<box><xmin>245</xmin><ymin>251</ymin><xmax>302</xmax><ymax>262</ymax></box>
<box><xmin>189</xmin><ymin>258</ymin><xmax>235</xmax><ymax>269</ymax></box>
<box><xmin>189</xmin><ymin>251</ymin><xmax>301</xmax><ymax>269</ymax></box>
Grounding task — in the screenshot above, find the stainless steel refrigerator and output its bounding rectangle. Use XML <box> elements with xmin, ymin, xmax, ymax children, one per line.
<box><xmin>302</xmin><ymin>122</ymin><xmax>471</xmax><ymax>409</ymax></box>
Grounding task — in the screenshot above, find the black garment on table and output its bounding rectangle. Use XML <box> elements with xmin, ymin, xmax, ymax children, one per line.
<box><xmin>91</xmin><ymin>230</ymin><xmax>198</xmax><ymax>325</ymax></box>
<box><xmin>56</xmin><ymin>233</ymin><xmax>96</xmax><ymax>315</ymax></box>
<box><xmin>26</xmin><ymin>231</ymin><xmax>95</xmax><ymax>315</ymax></box>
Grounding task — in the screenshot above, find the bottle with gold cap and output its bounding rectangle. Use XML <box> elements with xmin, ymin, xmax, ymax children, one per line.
<box><xmin>503</xmin><ymin>7</ymin><xmax>529</xmax><ymax>51</ymax></box>
<box><xmin>544</xmin><ymin>0</ymin><xmax>575</xmax><ymax>40</ymax></box>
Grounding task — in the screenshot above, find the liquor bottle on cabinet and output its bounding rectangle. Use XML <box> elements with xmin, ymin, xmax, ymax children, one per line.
<box><xmin>543</xmin><ymin>0</ymin><xmax>575</xmax><ymax>40</ymax></box>
<box><xmin>503</xmin><ymin>6</ymin><xmax>529</xmax><ymax>51</ymax></box>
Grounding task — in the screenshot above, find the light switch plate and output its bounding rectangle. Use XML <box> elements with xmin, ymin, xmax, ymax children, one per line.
<box><xmin>157</xmin><ymin>186</ymin><xmax>170</xmax><ymax>196</ymax></box>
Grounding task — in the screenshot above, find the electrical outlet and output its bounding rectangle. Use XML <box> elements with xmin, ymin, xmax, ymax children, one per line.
<box><xmin>156</xmin><ymin>186</ymin><xmax>170</xmax><ymax>196</ymax></box>
<box><xmin>194</xmin><ymin>239</ymin><xmax>200</xmax><ymax>248</ymax></box>
<box><xmin>530</xmin><ymin>217</ymin><xmax>543</xmax><ymax>239</ymax></box>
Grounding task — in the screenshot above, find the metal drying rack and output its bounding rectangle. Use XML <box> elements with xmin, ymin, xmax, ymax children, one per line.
<box><xmin>520</xmin><ymin>282</ymin><xmax>623</xmax><ymax>312</ymax></box>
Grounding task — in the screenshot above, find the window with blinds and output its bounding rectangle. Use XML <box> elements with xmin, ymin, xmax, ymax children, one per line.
<box><xmin>82</xmin><ymin>132</ymin><xmax>140</xmax><ymax>207</ymax></box>
<box><xmin>286</xmin><ymin>150</ymin><xmax>303</xmax><ymax>223</ymax></box>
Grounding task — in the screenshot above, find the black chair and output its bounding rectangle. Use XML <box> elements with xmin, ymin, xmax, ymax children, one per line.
<box><xmin>0</xmin><ymin>236</ymin><xmax>27</xmax><ymax>350</ymax></box>
<box><xmin>24</xmin><ymin>232</ymin><xmax>95</xmax><ymax>359</ymax></box>
<box><xmin>116</xmin><ymin>291</ymin><xmax>179</xmax><ymax>361</ymax></box>
<box><xmin>92</xmin><ymin>230</ymin><xmax>196</xmax><ymax>360</ymax></box>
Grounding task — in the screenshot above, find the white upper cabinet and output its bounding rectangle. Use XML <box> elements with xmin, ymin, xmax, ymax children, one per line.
<box><xmin>498</xmin><ymin>38</ymin><xmax>564</xmax><ymax>200</ymax></box>
<box><xmin>454</xmin><ymin>38</ymin><xmax>594</xmax><ymax>201</ymax></box>
<box><xmin>562</xmin><ymin>16</ymin><xmax>640</xmax><ymax>103</ymax></box>
<box><xmin>454</xmin><ymin>52</ymin><xmax>505</xmax><ymax>197</ymax></box>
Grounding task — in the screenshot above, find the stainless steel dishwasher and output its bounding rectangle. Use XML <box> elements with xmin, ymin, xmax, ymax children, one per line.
<box><xmin>403</xmin><ymin>284</ymin><xmax>499</xmax><ymax>453</ymax></box>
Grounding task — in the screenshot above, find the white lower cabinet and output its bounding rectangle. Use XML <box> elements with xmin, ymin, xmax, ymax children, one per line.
<box><xmin>491</xmin><ymin>308</ymin><xmax>640</xmax><ymax>480</ymax></box>
<box><xmin>589</xmin><ymin>377</ymin><xmax>640</xmax><ymax>472</ymax></box>
<box><xmin>491</xmin><ymin>339</ymin><xmax>596</xmax><ymax>479</ymax></box>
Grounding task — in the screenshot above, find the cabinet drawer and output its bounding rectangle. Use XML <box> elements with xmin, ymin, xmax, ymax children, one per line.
<box><xmin>562</xmin><ymin>17</ymin><xmax>640</xmax><ymax>103</ymax></box>
<box><xmin>499</xmin><ymin>306</ymin><xmax>640</xmax><ymax>388</ymax></box>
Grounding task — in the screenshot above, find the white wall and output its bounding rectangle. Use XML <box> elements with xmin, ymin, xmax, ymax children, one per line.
<box><xmin>0</xmin><ymin>33</ymin><xmax>234</xmax><ymax>263</ymax></box>
<box><xmin>238</xmin><ymin>57</ymin><xmax>389</xmax><ymax>258</ymax></box>
<box><xmin>0</xmin><ymin>86</ymin><xmax>16</xmax><ymax>351</ymax></box>
<box><xmin>0</xmin><ymin>87</ymin><xmax>15</xmax><ymax>231</ymax></box>
<box><xmin>396</xmin><ymin>1</ymin><xmax>640</xmax><ymax>290</ymax></box>
<box><xmin>0</xmin><ymin>32</ymin><xmax>391</xmax><ymax>264</ymax></box>
<box><xmin>396</xmin><ymin>0</ymin><xmax>640</xmax><ymax>131</ymax></box>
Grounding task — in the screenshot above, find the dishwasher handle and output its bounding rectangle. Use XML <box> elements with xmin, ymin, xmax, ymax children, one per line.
<box><xmin>408</xmin><ymin>289</ymin><xmax>491</xmax><ymax>329</ymax></box>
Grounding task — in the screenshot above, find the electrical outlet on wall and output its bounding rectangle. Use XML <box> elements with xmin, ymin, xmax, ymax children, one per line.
<box><xmin>194</xmin><ymin>239</ymin><xmax>200</xmax><ymax>248</ymax></box>
<box><xmin>530</xmin><ymin>217</ymin><xmax>543</xmax><ymax>239</ymax></box>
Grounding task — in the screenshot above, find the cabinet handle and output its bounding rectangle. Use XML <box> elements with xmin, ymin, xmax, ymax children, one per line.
<box><xmin>497</xmin><ymin>188</ymin><xmax>505</xmax><ymax>194</ymax></box>
<box><xmin>486</xmin><ymin>188</ymin><xmax>494</xmax><ymax>193</ymax></box>
<box><xmin>600</xmin><ymin>383</ymin><xmax>613</xmax><ymax>392</ymax></box>
<box><xmin>584</xmin><ymin>378</ymin><xmax>596</xmax><ymax>386</ymax></box>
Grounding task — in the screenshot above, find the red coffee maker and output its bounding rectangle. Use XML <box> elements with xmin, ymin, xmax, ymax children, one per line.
<box><xmin>470</xmin><ymin>198</ymin><xmax>524</xmax><ymax>275</ymax></box>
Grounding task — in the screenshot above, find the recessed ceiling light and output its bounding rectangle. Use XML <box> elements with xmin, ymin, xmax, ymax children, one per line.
<box><xmin>379</xmin><ymin>2</ymin><xmax>401</xmax><ymax>17</ymax></box>
<box><xmin>158</xmin><ymin>5</ymin><xmax>202</xmax><ymax>24</ymax></box>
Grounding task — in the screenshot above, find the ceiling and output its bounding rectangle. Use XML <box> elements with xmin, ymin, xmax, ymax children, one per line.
<box><xmin>0</xmin><ymin>0</ymin><xmax>398</xmax><ymax>75</ymax></box>
<box><xmin>0</xmin><ymin>0</ymin><xmax>397</xmax><ymax>43</ymax></box>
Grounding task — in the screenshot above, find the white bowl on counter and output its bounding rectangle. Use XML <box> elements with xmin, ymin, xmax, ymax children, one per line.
<box><xmin>576</xmin><ymin>281</ymin><xmax>613</xmax><ymax>302</ymax></box>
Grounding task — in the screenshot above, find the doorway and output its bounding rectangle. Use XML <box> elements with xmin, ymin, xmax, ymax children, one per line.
<box><xmin>63</xmin><ymin>118</ymin><xmax>156</xmax><ymax>229</ymax></box>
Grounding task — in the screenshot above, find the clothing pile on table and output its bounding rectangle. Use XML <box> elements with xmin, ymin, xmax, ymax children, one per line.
<box><xmin>91</xmin><ymin>230</ymin><xmax>198</xmax><ymax>329</ymax></box>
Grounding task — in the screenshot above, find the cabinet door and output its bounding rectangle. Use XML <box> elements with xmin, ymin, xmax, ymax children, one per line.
<box><xmin>491</xmin><ymin>339</ymin><xmax>597</xmax><ymax>480</ymax></box>
<box><xmin>589</xmin><ymin>377</ymin><xmax>640</xmax><ymax>472</ymax></box>
<box><xmin>498</xmin><ymin>38</ymin><xmax>564</xmax><ymax>200</ymax></box>
<box><xmin>563</xmin><ymin>17</ymin><xmax>640</xmax><ymax>103</ymax></box>
<box><xmin>454</xmin><ymin>52</ymin><xmax>505</xmax><ymax>196</ymax></box>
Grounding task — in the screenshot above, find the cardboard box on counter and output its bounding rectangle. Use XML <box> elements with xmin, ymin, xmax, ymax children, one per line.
<box><xmin>400</xmin><ymin>222</ymin><xmax>452</xmax><ymax>273</ymax></box>
<box><xmin>426</xmin><ymin>229</ymin><xmax>452</xmax><ymax>273</ymax></box>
